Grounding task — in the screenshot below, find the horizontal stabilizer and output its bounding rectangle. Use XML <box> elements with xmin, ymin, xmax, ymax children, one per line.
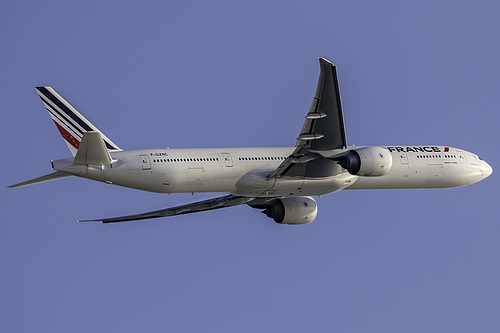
<box><xmin>73</xmin><ymin>131</ymin><xmax>116</xmax><ymax>166</ymax></box>
<box><xmin>8</xmin><ymin>171</ymin><xmax>73</xmax><ymax>188</ymax></box>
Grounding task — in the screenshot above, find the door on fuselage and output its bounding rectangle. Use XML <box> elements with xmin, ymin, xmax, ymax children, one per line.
<box><xmin>140</xmin><ymin>155</ymin><xmax>151</xmax><ymax>170</ymax></box>
<box><xmin>399</xmin><ymin>152</ymin><xmax>409</xmax><ymax>164</ymax></box>
<box><xmin>222</xmin><ymin>153</ymin><xmax>233</xmax><ymax>167</ymax></box>
<box><xmin>459</xmin><ymin>153</ymin><xmax>467</xmax><ymax>164</ymax></box>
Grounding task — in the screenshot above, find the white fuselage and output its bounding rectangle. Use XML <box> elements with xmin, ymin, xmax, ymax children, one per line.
<box><xmin>51</xmin><ymin>145</ymin><xmax>492</xmax><ymax>198</ymax></box>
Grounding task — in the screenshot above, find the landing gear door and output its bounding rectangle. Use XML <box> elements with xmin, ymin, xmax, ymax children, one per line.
<box><xmin>222</xmin><ymin>153</ymin><xmax>233</xmax><ymax>167</ymax></box>
<box><xmin>140</xmin><ymin>155</ymin><xmax>151</xmax><ymax>170</ymax></box>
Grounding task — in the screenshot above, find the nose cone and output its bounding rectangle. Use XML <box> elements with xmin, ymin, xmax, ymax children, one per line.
<box><xmin>480</xmin><ymin>160</ymin><xmax>493</xmax><ymax>179</ymax></box>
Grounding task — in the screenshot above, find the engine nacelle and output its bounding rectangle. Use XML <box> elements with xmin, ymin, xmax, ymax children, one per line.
<box><xmin>336</xmin><ymin>147</ymin><xmax>392</xmax><ymax>176</ymax></box>
<box><xmin>262</xmin><ymin>196</ymin><xmax>318</xmax><ymax>225</ymax></box>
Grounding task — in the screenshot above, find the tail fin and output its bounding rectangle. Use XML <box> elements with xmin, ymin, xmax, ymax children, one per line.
<box><xmin>36</xmin><ymin>86</ymin><xmax>121</xmax><ymax>156</ymax></box>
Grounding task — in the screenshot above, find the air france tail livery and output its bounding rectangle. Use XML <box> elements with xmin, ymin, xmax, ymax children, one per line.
<box><xmin>9</xmin><ymin>59</ymin><xmax>492</xmax><ymax>224</ymax></box>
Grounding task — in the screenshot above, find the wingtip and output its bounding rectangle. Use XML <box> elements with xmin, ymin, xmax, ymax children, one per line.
<box><xmin>318</xmin><ymin>57</ymin><xmax>334</xmax><ymax>66</ymax></box>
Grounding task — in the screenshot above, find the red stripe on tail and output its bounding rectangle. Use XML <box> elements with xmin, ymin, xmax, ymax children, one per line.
<box><xmin>53</xmin><ymin>121</ymin><xmax>80</xmax><ymax>149</ymax></box>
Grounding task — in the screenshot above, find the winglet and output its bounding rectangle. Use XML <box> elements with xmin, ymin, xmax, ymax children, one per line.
<box><xmin>73</xmin><ymin>131</ymin><xmax>116</xmax><ymax>166</ymax></box>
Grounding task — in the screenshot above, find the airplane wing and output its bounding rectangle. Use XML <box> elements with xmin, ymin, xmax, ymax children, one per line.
<box><xmin>79</xmin><ymin>195</ymin><xmax>255</xmax><ymax>223</ymax></box>
<box><xmin>297</xmin><ymin>58</ymin><xmax>347</xmax><ymax>152</ymax></box>
<box><xmin>271</xmin><ymin>58</ymin><xmax>347</xmax><ymax>178</ymax></box>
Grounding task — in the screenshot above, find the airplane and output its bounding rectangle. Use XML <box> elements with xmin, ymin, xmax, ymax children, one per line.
<box><xmin>9</xmin><ymin>58</ymin><xmax>492</xmax><ymax>224</ymax></box>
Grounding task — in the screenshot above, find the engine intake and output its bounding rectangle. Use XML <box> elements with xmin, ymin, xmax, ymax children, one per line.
<box><xmin>262</xmin><ymin>196</ymin><xmax>318</xmax><ymax>225</ymax></box>
<box><xmin>336</xmin><ymin>147</ymin><xmax>392</xmax><ymax>176</ymax></box>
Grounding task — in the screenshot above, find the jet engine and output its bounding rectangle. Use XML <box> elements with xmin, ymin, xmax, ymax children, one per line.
<box><xmin>335</xmin><ymin>147</ymin><xmax>392</xmax><ymax>176</ymax></box>
<box><xmin>261</xmin><ymin>196</ymin><xmax>318</xmax><ymax>225</ymax></box>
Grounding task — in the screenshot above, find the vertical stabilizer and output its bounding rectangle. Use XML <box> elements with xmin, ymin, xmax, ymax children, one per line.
<box><xmin>35</xmin><ymin>86</ymin><xmax>121</xmax><ymax>156</ymax></box>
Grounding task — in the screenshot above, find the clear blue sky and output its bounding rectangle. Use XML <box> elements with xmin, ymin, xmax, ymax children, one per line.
<box><xmin>1</xmin><ymin>1</ymin><xmax>499</xmax><ymax>332</ymax></box>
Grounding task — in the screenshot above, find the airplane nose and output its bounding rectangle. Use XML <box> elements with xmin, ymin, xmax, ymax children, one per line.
<box><xmin>480</xmin><ymin>160</ymin><xmax>493</xmax><ymax>179</ymax></box>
